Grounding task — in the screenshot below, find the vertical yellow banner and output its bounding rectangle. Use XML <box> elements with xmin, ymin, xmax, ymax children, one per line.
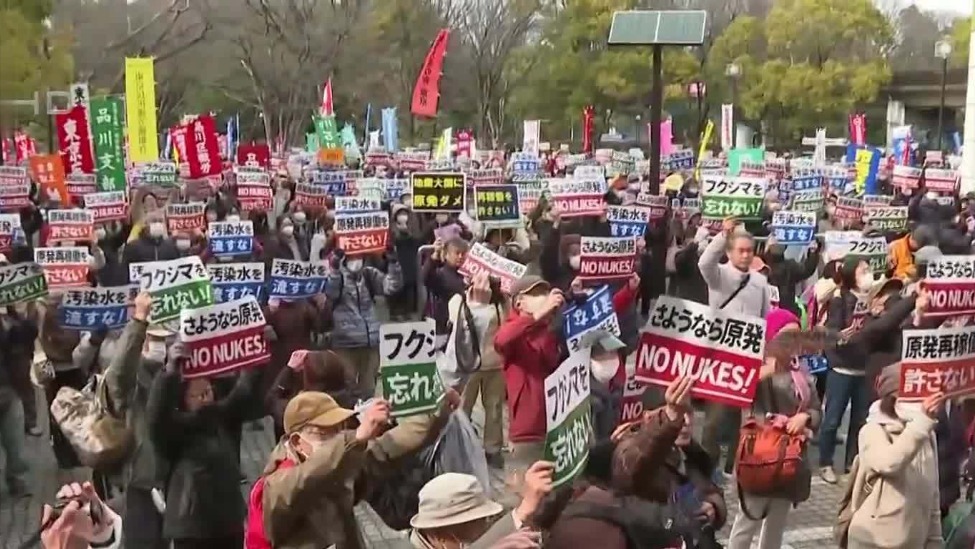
<box><xmin>125</xmin><ymin>57</ymin><xmax>159</xmax><ymax>163</ymax></box>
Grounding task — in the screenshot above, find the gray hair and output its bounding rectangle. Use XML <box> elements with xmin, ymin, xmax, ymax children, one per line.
<box><xmin>725</xmin><ymin>230</ymin><xmax>755</xmax><ymax>251</ymax></box>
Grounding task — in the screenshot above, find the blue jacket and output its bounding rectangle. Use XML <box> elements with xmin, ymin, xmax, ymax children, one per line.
<box><xmin>325</xmin><ymin>264</ymin><xmax>403</xmax><ymax>348</ymax></box>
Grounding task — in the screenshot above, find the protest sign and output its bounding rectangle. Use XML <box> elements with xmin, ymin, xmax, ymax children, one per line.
<box><xmin>236</xmin><ymin>143</ymin><xmax>271</xmax><ymax>169</ymax></box>
<box><xmin>864</xmin><ymin>206</ymin><xmax>908</xmax><ymax>232</ymax></box>
<box><xmin>0</xmin><ymin>213</ymin><xmax>20</xmax><ymax>252</ymax></box>
<box><xmin>662</xmin><ymin>150</ymin><xmax>695</xmax><ymax>172</ymax></box>
<box><xmin>790</xmin><ymin>188</ymin><xmax>824</xmax><ymax>213</ymax></box>
<box><xmin>236</xmin><ymin>182</ymin><xmax>273</xmax><ymax>212</ymax></box>
<box><xmin>395</xmin><ymin>151</ymin><xmax>429</xmax><ymax>171</ymax></box>
<box><xmin>770</xmin><ymin>211</ymin><xmax>816</xmax><ymax>246</ymax></box>
<box><xmin>634</xmin><ymin>194</ymin><xmax>668</xmax><ymax>221</ymax></box>
<box><xmin>900</xmin><ymin>325</ymin><xmax>975</xmax><ymax>402</ymax></box>
<box><xmin>351</xmin><ymin>178</ymin><xmax>384</xmax><ymax>202</ymax></box>
<box><xmin>474</xmin><ymin>185</ymin><xmax>520</xmax><ymax>227</ymax></box>
<box><xmin>411</xmin><ymin>172</ymin><xmax>465</xmax><ymax>213</ymax></box>
<box><xmin>141</xmin><ymin>161</ymin><xmax>177</xmax><ymax>187</ymax></box>
<box><xmin>924</xmin><ymin>168</ymin><xmax>959</xmax><ymax>193</ymax></box>
<box><xmin>29</xmin><ymin>154</ymin><xmax>69</xmax><ymax>204</ymax></box>
<box><xmin>0</xmin><ymin>262</ymin><xmax>47</xmax><ymax>307</ymax></box>
<box><xmin>922</xmin><ymin>255</ymin><xmax>975</xmax><ymax>318</ymax></box>
<box><xmin>578</xmin><ymin>237</ymin><xmax>636</xmax><ymax>282</ymax></box>
<box><xmin>335</xmin><ymin>211</ymin><xmax>389</xmax><ymax>256</ymax></box>
<box><xmin>833</xmin><ymin>196</ymin><xmax>864</xmax><ymax>222</ymax></box>
<box><xmin>607</xmin><ymin>151</ymin><xmax>634</xmax><ymax>178</ymax></box>
<box><xmin>891</xmin><ymin>165</ymin><xmax>921</xmax><ymax>189</ymax></box>
<box><xmin>294</xmin><ymin>183</ymin><xmax>330</xmax><ymax>208</ymax></box>
<box><xmin>125</xmin><ymin>57</ymin><xmax>159</xmax><ymax>163</ymax></box>
<box><xmin>572</xmin><ymin>165</ymin><xmax>605</xmax><ymax>180</ymax></box>
<box><xmin>562</xmin><ymin>285</ymin><xmax>622</xmax><ymax>353</ymax></box>
<box><xmin>34</xmin><ymin>247</ymin><xmax>90</xmax><ymax>289</ymax></box>
<box><xmin>518</xmin><ymin>182</ymin><xmax>545</xmax><ymax>214</ymax></box>
<box><xmin>0</xmin><ymin>166</ymin><xmax>28</xmax><ymax>185</ymax></box>
<box><xmin>84</xmin><ymin>191</ymin><xmax>128</xmax><ymax>224</ymax></box>
<box><xmin>863</xmin><ymin>194</ymin><xmax>894</xmax><ymax>208</ymax></box>
<box><xmin>208</xmin><ymin>220</ymin><xmax>254</xmax><ymax>257</ymax></box>
<box><xmin>382</xmin><ymin>178</ymin><xmax>412</xmax><ymax>202</ymax></box>
<box><xmin>207</xmin><ymin>262</ymin><xmax>264</xmax><ymax>303</ymax></box>
<box><xmin>268</xmin><ymin>259</ymin><xmax>328</xmax><ymax>300</ymax></box>
<box><xmin>823</xmin><ymin>232</ymin><xmax>887</xmax><ymax>273</ymax></box>
<box><xmin>90</xmin><ymin>96</ymin><xmax>126</xmax><ymax>191</ymax></box>
<box><xmin>457</xmin><ymin>243</ymin><xmax>528</xmax><ymax>294</ymax></box>
<box><xmin>635</xmin><ymin>296</ymin><xmax>766</xmax><ymax>407</ymax></box>
<box><xmin>544</xmin><ymin>348</ymin><xmax>593</xmax><ymax>487</ymax></box>
<box><xmin>59</xmin><ymin>286</ymin><xmax>132</xmax><ymax>331</ymax></box>
<box><xmin>768</xmin><ymin>285</ymin><xmax>780</xmax><ymax>308</ymax></box>
<box><xmin>137</xmin><ymin>256</ymin><xmax>214</xmax><ymax>323</ymax></box>
<box><xmin>606</xmin><ymin>205</ymin><xmax>651</xmax><ymax>239</ymax></box>
<box><xmin>379</xmin><ymin>320</ymin><xmax>444</xmax><ymax>418</ymax></box>
<box><xmin>47</xmin><ymin>209</ymin><xmax>94</xmax><ymax>244</ymax></box>
<box><xmin>701</xmin><ymin>176</ymin><xmax>766</xmax><ymax>221</ymax></box>
<box><xmin>55</xmin><ymin>105</ymin><xmax>96</xmax><ymax>175</ymax></box>
<box><xmin>620</xmin><ymin>373</ymin><xmax>648</xmax><ymax>423</ymax></box>
<box><xmin>179</xmin><ymin>296</ymin><xmax>270</xmax><ymax>379</ymax></box>
<box><xmin>166</xmin><ymin>202</ymin><xmax>206</xmax><ymax>234</ymax></box>
<box><xmin>65</xmin><ymin>173</ymin><xmax>97</xmax><ymax>198</ymax></box>
<box><xmin>469</xmin><ymin>168</ymin><xmax>504</xmax><ymax>187</ymax></box>
<box><xmin>790</xmin><ymin>167</ymin><xmax>824</xmax><ymax>192</ymax></box>
<box><xmin>510</xmin><ymin>152</ymin><xmax>541</xmax><ymax>178</ymax></box>
<box><xmin>335</xmin><ymin>196</ymin><xmax>381</xmax><ymax>214</ymax></box>
<box><xmin>549</xmin><ymin>179</ymin><xmax>606</xmax><ymax>218</ymax></box>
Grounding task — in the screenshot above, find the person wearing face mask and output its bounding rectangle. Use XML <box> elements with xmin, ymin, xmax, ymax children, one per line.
<box><xmin>146</xmin><ymin>341</ymin><xmax>262</xmax><ymax>549</ymax></box>
<box><xmin>421</xmin><ymin>237</ymin><xmax>470</xmax><ymax>344</ymax></box>
<box><xmin>247</xmin><ymin>390</ymin><xmax>454</xmax><ymax>549</ymax></box>
<box><xmin>763</xmin><ymin>239</ymin><xmax>820</xmax><ymax>316</ymax></box>
<box><xmin>264</xmin><ymin>215</ymin><xmax>310</xmax><ymax>266</ymax></box>
<box><xmin>495</xmin><ymin>276</ymin><xmax>565</xmax><ymax>491</ymax></box>
<box><xmin>122</xmin><ymin>212</ymin><xmax>179</xmax><ymax>268</ymax></box>
<box><xmin>326</xmin><ymin>248</ymin><xmax>403</xmax><ymax>396</ymax></box>
<box><xmin>389</xmin><ymin>203</ymin><xmax>423</xmax><ymax>320</ymax></box>
<box><xmin>817</xmin><ymin>258</ymin><xmax>877</xmax><ymax>484</ymax></box>
<box><xmin>538</xmin><ymin>209</ymin><xmax>581</xmax><ymax>291</ymax></box>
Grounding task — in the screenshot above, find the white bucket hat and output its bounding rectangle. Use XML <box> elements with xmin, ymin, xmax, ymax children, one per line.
<box><xmin>409</xmin><ymin>473</ymin><xmax>503</xmax><ymax>530</ymax></box>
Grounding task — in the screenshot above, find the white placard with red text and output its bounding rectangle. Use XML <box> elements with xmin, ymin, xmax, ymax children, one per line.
<box><xmin>179</xmin><ymin>295</ymin><xmax>270</xmax><ymax>379</ymax></box>
<box><xmin>236</xmin><ymin>183</ymin><xmax>273</xmax><ymax>212</ymax></box>
<box><xmin>0</xmin><ymin>213</ymin><xmax>21</xmax><ymax>253</ymax></box>
<box><xmin>47</xmin><ymin>209</ymin><xmax>94</xmax><ymax>244</ymax></box>
<box><xmin>635</xmin><ymin>296</ymin><xmax>766</xmax><ymax>407</ymax></box>
<box><xmin>335</xmin><ymin>211</ymin><xmax>389</xmax><ymax>256</ymax></box>
<box><xmin>549</xmin><ymin>178</ymin><xmax>606</xmax><ymax>218</ymax></box>
<box><xmin>899</xmin><ymin>325</ymin><xmax>975</xmax><ymax>402</ymax></box>
<box><xmin>166</xmin><ymin>202</ymin><xmax>206</xmax><ymax>234</ymax></box>
<box><xmin>921</xmin><ymin>255</ymin><xmax>975</xmax><ymax>317</ymax></box>
<box><xmin>578</xmin><ymin>236</ymin><xmax>636</xmax><ymax>282</ymax></box>
<box><xmin>458</xmin><ymin>243</ymin><xmax>528</xmax><ymax>294</ymax></box>
<box><xmin>34</xmin><ymin>247</ymin><xmax>90</xmax><ymax>289</ymax></box>
<box><xmin>84</xmin><ymin>191</ymin><xmax>129</xmax><ymax>224</ymax></box>
<box><xmin>619</xmin><ymin>373</ymin><xmax>648</xmax><ymax>423</ymax></box>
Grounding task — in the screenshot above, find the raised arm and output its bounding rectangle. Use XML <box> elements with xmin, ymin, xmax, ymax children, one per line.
<box><xmin>101</xmin><ymin>293</ymin><xmax>151</xmax><ymax>416</ymax></box>
<box><xmin>697</xmin><ymin>231</ymin><xmax>727</xmax><ymax>290</ymax></box>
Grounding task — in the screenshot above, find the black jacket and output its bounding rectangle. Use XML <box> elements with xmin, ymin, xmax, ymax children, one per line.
<box><xmin>765</xmin><ymin>250</ymin><xmax>819</xmax><ymax>315</ymax></box>
<box><xmin>672</xmin><ymin>243</ymin><xmax>708</xmax><ymax>305</ymax></box>
<box><xmin>845</xmin><ymin>294</ymin><xmax>917</xmax><ymax>396</ymax></box>
<box><xmin>825</xmin><ymin>288</ymin><xmax>863</xmax><ymax>370</ymax></box>
<box><xmin>421</xmin><ymin>258</ymin><xmax>467</xmax><ymax>335</ymax></box>
<box><xmin>122</xmin><ymin>230</ymin><xmax>180</xmax><ymax>268</ymax></box>
<box><xmin>148</xmin><ymin>368</ymin><xmax>259</xmax><ymax>540</ymax></box>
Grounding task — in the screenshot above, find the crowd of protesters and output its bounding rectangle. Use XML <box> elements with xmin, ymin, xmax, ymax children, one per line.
<box><xmin>2</xmin><ymin>145</ymin><xmax>975</xmax><ymax>549</ymax></box>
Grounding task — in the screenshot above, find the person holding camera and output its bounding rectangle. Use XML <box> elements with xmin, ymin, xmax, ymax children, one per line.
<box><xmin>40</xmin><ymin>482</ymin><xmax>122</xmax><ymax>549</ymax></box>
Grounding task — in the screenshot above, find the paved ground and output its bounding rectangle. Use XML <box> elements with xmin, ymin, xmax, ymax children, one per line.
<box><xmin>0</xmin><ymin>392</ymin><xmax>848</xmax><ymax>549</ymax></box>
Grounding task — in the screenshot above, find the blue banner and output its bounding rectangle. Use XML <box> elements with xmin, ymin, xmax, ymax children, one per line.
<box><xmin>269</xmin><ymin>259</ymin><xmax>326</xmax><ymax>300</ymax></box>
<box><xmin>382</xmin><ymin>107</ymin><xmax>399</xmax><ymax>153</ymax></box>
<box><xmin>385</xmin><ymin>178</ymin><xmax>410</xmax><ymax>201</ymax></box>
<box><xmin>770</xmin><ymin>211</ymin><xmax>816</xmax><ymax>246</ymax></box>
<box><xmin>791</xmin><ymin>173</ymin><xmax>823</xmax><ymax>192</ymax></box>
<box><xmin>797</xmin><ymin>354</ymin><xmax>828</xmax><ymax>375</ymax></box>
<box><xmin>309</xmin><ymin>169</ymin><xmax>347</xmax><ymax>195</ymax></box>
<box><xmin>208</xmin><ymin>221</ymin><xmax>254</xmax><ymax>257</ymax></box>
<box><xmin>59</xmin><ymin>286</ymin><xmax>132</xmax><ymax>331</ymax></box>
<box><xmin>562</xmin><ymin>285</ymin><xmax>620</xmax><ymax>352</ymax></box>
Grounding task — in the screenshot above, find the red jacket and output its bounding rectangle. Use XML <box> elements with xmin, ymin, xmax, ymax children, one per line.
<box><xmin>495</xmin><ymin>308</ymin><xmax>562</xmax><ymax>443</ymax></box>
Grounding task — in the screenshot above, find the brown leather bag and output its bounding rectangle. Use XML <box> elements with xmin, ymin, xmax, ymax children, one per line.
<box><xmin>734</xmin><ymin>416</ymin><xmax>807</xmax><ymax>517</ymax></box>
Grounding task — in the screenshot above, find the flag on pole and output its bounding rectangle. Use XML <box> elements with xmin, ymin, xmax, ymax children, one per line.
<box><xmin>320</xmin><ymin>79</ymin><xmax>334</xmax><ymax>117</ymax></box>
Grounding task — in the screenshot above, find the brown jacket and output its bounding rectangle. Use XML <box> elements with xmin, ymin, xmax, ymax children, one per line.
<box><xmin>260</xmin><ymin>405</ymin><xmax>448</xmax><ymax>549</ymax></box>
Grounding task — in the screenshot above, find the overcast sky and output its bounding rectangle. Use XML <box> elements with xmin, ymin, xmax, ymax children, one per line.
<box><xmin>913</xmin><ymin>0</ymin><xmax>972</xmax><ymax>15</ymax></box>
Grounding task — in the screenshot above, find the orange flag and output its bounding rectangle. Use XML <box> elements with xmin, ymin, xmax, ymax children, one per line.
<box><xmin>29</xmin><ymin>154</ymin><xmax>70</xmax><ymax>204</ymax></box>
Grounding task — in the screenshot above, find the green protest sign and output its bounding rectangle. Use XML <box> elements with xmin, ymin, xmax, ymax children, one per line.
<box><xmin>864</xmin><ymin>206</ymin><xmax>908</xmax><ymax>232</ymax></box>
<box><xmin>141</xmin><ymin>161</ymin><xmax>178</xmax><ymax>187</ymax></box>
<box><xmin>137</xmin><ymin>256</ymin><xmax>214</xmax><ymax>323</ymax></box>
<box><xmin>314</xmin><ymin>115</ymin><xmax>341</xmax><ymax>150</ymax></box>
<box><xmin>728</xmin><ymin>147</ymin><xmax>764</xmax><ymax>176</ymax></box>
<box><xmin>379</xmin><ymin>319</ymin><xmax>444</xmax><ymax>417</ymax></box>
<box><xmin>0</xmin><ymin>262</ymin><xmax>48</xmax><ymax>307</ymax></box>
<box><xmin>90</xmin><ymin>97</ymin><xmax>127</xmax><ymax>192</ymax></box>
<box><xmin>700</xmin><ymin>175</ymin><xmax>766</xmax><ymax>220</ymax></box>
<box><xmin>790</xmin><ymin>188</ymin><xmax>824</xmax><ymax>213</ymax></box>
<box><xmin>305</xmin><ymin>132</ymin><xmax>319</xmax><ymax>153</ymax></box>
<box><xmin>544</xmin><ymin>349</ymin><xmax>593</xmax><ymax>487</ymax></box>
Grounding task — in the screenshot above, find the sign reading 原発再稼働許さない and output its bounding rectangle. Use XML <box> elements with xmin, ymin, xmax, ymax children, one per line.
<box><xmin>34</xmin><ymin>247</ymin><xmax>90</xmax><ymax>290</ymax></box>
<box><xmin>899</xmin><ymin>324</ymin><xmax>975</xmax><ymax>402</ymax></box>
<box><xmin>335</xmin><ymin>211</ymin><xmax>389</xmax><ymax>256</ymax></box>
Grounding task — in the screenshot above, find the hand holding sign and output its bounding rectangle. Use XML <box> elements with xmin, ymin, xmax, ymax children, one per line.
<box><xmin>355</xmin><ymin>399</ymin><xmax>391</xmax><ymax>442</ymax></box>
<box><xmin>133</xmin><ymin>291</ymin><xmax>151</xmax><ymax>322</ymax></box>
<box><xmin>721</xmin><ymin>217</ymin><xmax>737</xmax><ymax>235</ymax></box>
<box><xmin>922</xmin><ymin>392</ymin><xmax>946</xmax><ymax>419</ymax></box>
<box><xmin>664</xmin><ymin>375</ymin><xmax>694</xmax><ymax>420</ymax></box>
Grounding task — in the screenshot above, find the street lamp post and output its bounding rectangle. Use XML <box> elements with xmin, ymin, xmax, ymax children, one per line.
<box><xmin>935</xmin><ymin>39</ymin><xmax>953</xmax><ymax>152</ymax></box>
<box><xmin>725</xmin><ymin>63</ymin><xmax>741</xmax><ymax>149</ymax></box>
<box><xmin>688</xmin><ymin>81</ymin><xmax>706</xmax><ymax>146</ymax></box>
<box><xmin>634</xmin><ymin>114</ymin><xmax>642</xmax><ymax>145</ymax></box>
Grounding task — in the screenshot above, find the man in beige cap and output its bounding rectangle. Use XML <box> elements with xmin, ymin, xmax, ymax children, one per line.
<box><xmin>409</xmin><ymin>461</ymin><xmax>554</xmax><ymax>549</ymax></box>
<box><xmin>250</xmin><ymin>391</ymin><xmax>454</xmax><ymax>549</ymax></box>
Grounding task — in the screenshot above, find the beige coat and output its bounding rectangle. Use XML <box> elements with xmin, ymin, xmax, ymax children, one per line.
<box><xmin>847</xmin><ymin>403</ymin><xmax>942</xmax><ymax>549</ymax></box>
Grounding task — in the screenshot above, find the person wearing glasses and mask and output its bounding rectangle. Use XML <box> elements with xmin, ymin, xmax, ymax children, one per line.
<box><xmin>121</xmin><ymin>210</ymin><xmax>179</xmax><ymax>268</ymax></box>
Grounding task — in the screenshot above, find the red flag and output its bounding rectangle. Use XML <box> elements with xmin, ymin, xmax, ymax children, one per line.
<box><xmin>320</xmin><ymin>79</ymin><xmax>334</xmax><ymax>117</ymax></box>
<box><xmin>411</xmin><ymin>29</ymin><xmax>450</xmax><ymax>118</ymax></box>
<box><xmin>55</xmin><ymin>106</ymin><xmax>96</xmax><ymax>175</ymax></box>
<box><xmin>183</xmin><ymin>115</ymin><xmax>222</xmax><ymax>179</ymax></box>
<box><xmin>236</xmin><ymin>142</ymin><xmax>271</xmax><ymax>169</ymax></box>
<box><xmin>455</xmin><ymin>129</ymin><xmax>473</xmax><ymax>158</ymax></box>
<box><xmin>1</xmin><ymin>138</ymin><xmax>10</xmax><ymax>164</ymax></box>
<box><xmin>848</xmin><ymin>113</ymin><xmax>867</xmax><ymax>146</ymax></box>
<box><xmin>582</xmin><ymin>106</ymin><xmax>595</xmax><ymax>154</ymax></box>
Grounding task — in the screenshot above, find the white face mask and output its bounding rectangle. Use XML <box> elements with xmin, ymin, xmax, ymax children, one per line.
<box><xmin>226</xmin><ymin>214</ymin><xmax>241</xmax><ymax>222</ymax></box>
<box><xmin>346</xmin><ymin>258</ymin><xmax>364</xmax><ymax>273</ymax></box>
<box><xmin>591</xmin><ymin>356</ymin><xmax>618</xmax><ymax>384</ymax></box>
<box><xmin>435</xmin><ymin>214</ymin><xmax>449</xmax><ymax>224</ymax></box>
<box><xmin>925</xmin><ymin>191</ymin><xmax>939</xmax><ymax>201</ymax></box>
<box><xmin>143</xmin><ymin>340</ymin><xmax>167</xmax><ymax>363</ymax></box>
<box><xmin>857</xmin><ymin>272</ymin><xmax>873</xmax><ymax>292</ymax></box>
<box><xmin>94</xmin><ymin>228</ymin><xmax>106</xmax><ymax>241</ymax></box>
<box><xmin>281</xmin><ymin>225</ymin><xmax>295</xmax><ymax>238</ymax></box>
<box><xmin>395</xmin><ymin>215</ymin><xmax>409</xmax><ymax>228</ymax></box>
<box><xmin>293</xmin><ymin>212</ymin><xmax>307</xmax><ymax>223</ymax></box>
<box><xmin>176</xmin><ymin>239</ymin><xmax>191</xmax><ymax>251</ymax></box>
<box><xmin>568</xmin><ymin>255</ymin><xmax>581</xmax><ymax>270</ymax></box>
<box><xmin>86</xmin><ymin>255</ymin><xmax>99</xmax><ymax>270</ymax></box>
<box><xmin>149</xmin><ymin>222</ymin><xmax>166</xmax><ymax>238</ymax></box>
